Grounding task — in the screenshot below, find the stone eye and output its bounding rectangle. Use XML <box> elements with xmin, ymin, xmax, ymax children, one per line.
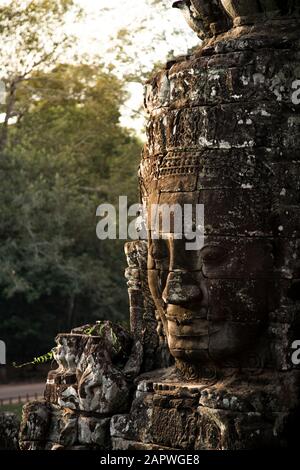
<box><xmin>201</xmin><ymin>246</ymin><xmax>225</xmax><ymax>264</ymax></box>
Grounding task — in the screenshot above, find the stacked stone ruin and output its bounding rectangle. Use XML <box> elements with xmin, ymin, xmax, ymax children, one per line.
<box><xmin>20</xmin><ymin>0</ymin><xmax>300</xmax><ymax>450</ymax></box>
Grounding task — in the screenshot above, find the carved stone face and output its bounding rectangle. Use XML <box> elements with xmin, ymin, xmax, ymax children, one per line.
<box><xmin>147</xmin><ymin>188</ymin><xmax>276</xmax><ymax>367</ymax></box>
<box><xmin>140</xmin><ymin>10</ymin><xmax>300</xmax><ymax>376</ymax></box>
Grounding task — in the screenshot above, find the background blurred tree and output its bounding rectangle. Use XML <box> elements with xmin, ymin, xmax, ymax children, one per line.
<box><xmin>0</xmin><ymin>2</ymin><xmax>141</xmax><ymax>362</ymax></box>
<box><xmin>0</xmin><ymin>0</ymin><xmax>83</xmax><ymax>152</ymax></box>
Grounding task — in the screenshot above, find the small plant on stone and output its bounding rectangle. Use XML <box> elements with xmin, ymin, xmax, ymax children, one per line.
<box><xmin>12</xmin><ymin>351</ymin><xmax>54</xmax><ymax>368</ymax></box>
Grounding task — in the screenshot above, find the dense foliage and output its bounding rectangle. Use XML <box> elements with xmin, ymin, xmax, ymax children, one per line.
<box><xmin>0</xmin><ymin>2</ymin><xmax>141</xmax><ymax>362</ymax></box>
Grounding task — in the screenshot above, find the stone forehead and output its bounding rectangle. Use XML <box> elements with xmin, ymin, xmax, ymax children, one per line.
<box><xmin>140</xmin><ymin>149</ymin><xmax>279</xmax><ymax>189</ymax></box>
<box><xmin>142</xmin><ymin>128</ymin><xmax>299</xmax><ymax>209</ymax></box>
<box><xmin>140</xmin><ymin>143</ymin><xmax>300</xmax><ymax>240</ymax></box>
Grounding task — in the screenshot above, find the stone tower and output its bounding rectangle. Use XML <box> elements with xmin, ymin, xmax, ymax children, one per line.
<box><xmin>112</xmin><ymin>0</ymin><xmax>300</xmax><ymax>449</ymax></box>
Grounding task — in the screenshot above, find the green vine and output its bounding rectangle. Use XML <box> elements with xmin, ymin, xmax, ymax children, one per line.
<box><xmin>13</xmin><ymin>351</ymin><xmax>54</xmax><ymax>368</ymax></box>
<box><xmin>84</xmin><ymin>322</ymin><xmax>105</xmax><ymax>337</ymax></box>
<box><xmin>13</xmin><ymin>323</ymin><xmax>123</xmax><ymax>369</ymax></box>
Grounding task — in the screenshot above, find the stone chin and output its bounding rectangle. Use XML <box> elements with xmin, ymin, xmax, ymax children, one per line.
<box><xmin>157</xmin><ymin>303</ymin><xmax>263</xmax><ymax>365</ymax></box>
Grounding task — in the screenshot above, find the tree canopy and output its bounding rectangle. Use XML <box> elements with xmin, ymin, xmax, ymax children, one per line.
<box><xmin>0</xmin><ymin>1</ymin><xmax>141</xmax><ymax>362</ymax></box>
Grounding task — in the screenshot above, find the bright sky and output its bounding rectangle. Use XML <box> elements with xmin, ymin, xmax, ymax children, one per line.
<box><xmin>72</xmin><ymin>0</ymin><xmax>195</xmax><ymax>61</ymax></box>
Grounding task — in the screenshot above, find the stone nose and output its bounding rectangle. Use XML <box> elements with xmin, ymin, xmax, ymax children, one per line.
<box><xmin>162</xmin><ymin>271</ymin><xmax>203</xmax><ymax>305</ymax></box>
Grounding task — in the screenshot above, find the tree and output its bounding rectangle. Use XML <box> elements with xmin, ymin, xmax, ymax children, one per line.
<box><xmin>0</xmin><ymin>1</ymin><xmax>142</xmax><ymax>362</ymax></box>
<box><xmin>0</xmin><ymin>0</ymin><xmax>82</xmax><ymax>152</ymax></box>
<box><xmin>0</xmin><ymin>63</ymin><xmax>141</xmax><ymax>361</ymax></box>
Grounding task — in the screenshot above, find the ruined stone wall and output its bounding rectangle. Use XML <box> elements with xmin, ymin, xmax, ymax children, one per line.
<box><xmin>19</xmin><ymin>244</ymin><xmax>168</xmax><ymax>450</ymax></box>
